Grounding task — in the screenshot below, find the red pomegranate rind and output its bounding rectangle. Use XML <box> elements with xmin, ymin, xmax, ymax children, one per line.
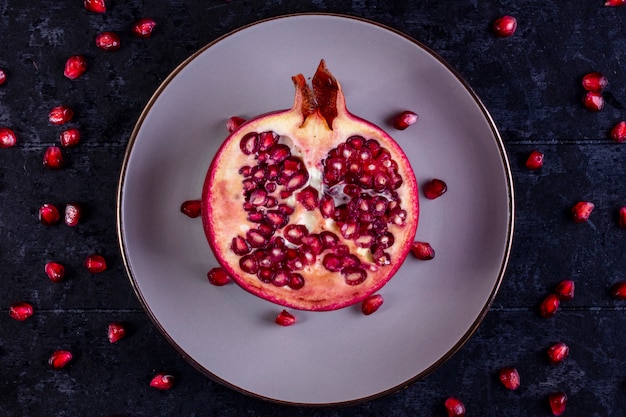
<box><xmin>202</xmin><ymin>60</ymin><xmax>419</xmax><ymax>311</ymax></box>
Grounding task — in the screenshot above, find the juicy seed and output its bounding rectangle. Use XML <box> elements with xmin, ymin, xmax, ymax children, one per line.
<box><xmin>410</xmin><ymin>241</ymin><xmax>435</xmax><ymax>260</ymax></box>
<box><xmin>361</xmin><ymin>294</ymin><xmax>383</xmax><ymax>315</ymax></box>
<box><xmin>582</xmin><ymin>72</ymin><xmax>608</xmax><ymax>92</ymax></box>
<box><xmin>132</xmin><ymin>18</ymin><xmax>157</xmax><ymax>38</ymax></box>
<box><xmin>525</xmin><ymin>150</ymin><xmax>544</xmax><ymax>170</ymax></box>
<box><xmin>555</xmin><ymin>280</ymin><xmax>575</xmax><ymax>301</ymax></box>
<box><xmin>275</xmin><ymin>309</ymin><xmax>297</xmax><ymax>326</ymax></box>
<box><xmin>296</xmin><ymin>186</ymin><xmax>319</xmax><ymax>210</ymax></box>
<box><xmin>207</xmin><ymin>267</ymin><xmax>231</xmax><ymax>286</ymax></box>
<box><xmin>49</xmin><ymin>350</ymin><xmax>73</xmax><ymax>369</ymax></box>
<box><xmin>85</xmin><ymin>254</ymin><xmax>107</xmax><ymax>274</ymax></box>
<box><xmin>0</xmin><ymin>68</ymin><xmax>6</xmax><ymax>85</ymax></box>
<box><xmin>493</xmin><ymin>15</ymin><xmax>517</xmax><ymax>37</ymax></box>
<box><xmin>60</xmin><ymin>128</ymin><xmax>81</xmax><ymax>147</ymax></box>
<box><xmin>540</xmin><ymin>293</ymin><xmax>560</xmax><ymax>318</ymax></box>
<box><xmin>583</xmin><ymin>91</ymin><xmax>604</xmax><ymax>111</ymax></box>
<box><xmin>64</xmin><ymin>55</ymin><xmax>87</xmax><ymax>80</ymax></box>
<box><xmin>499</xmin><ymin>367</ymin><xmax>520</xmax><ymax>390</ymax></box>
<box><xmin>610</xmin><ymin>121</ymin><xmax>626</xmax><ymax>143</ymax></box>
<box><xmin>150</xmin><ymin>373</ymin><xmax>175</xmax><ymax>390</ymax></box>
<box><xmin>391</xmin><ymin>110</ymin><xmax>418</xmax><ymax>130</ymax></box>
<box><xmin>606</xmin><ymin>0</ymin><xmax>626</xmax><ymax>5</ymax></box>
<box><xmin>226</xmin><ymin>116</ymin><xmax>246</xmax><ymax>133</ymax></box>
<box><xmin>107</xmin><ymin>322</ymin><xmax>127</xmax><ymax>343</ymax></box>
<box><xmin>619</xmin><ymin>207</ymin><xmax>626</xmax><ymax>228</ymax></box>
<box><xmin>547</xmin><ymin>342</ymin><xmax>569</xmax><ymax>365</ymax></box>
<box><xmin>84</xmin><ymin>0</ymin><xmax>106</xmax><ymax>13</ymax></box>
<box><xmin>0</xmin><ymin>127</ymin><xmax>17</xmax><ymax>148</ymax></box>
<box><xmin>610</xmin><ymin>282</ymin><xmax>626</xmax><ymax>299</ymax></box>
<box><xmin>180</xmin><ymin>200</ymin><xmax>202</xmax><ymax>218</ymax></box>
<box><xmin>423</xmin><ymin>178</ymin><xmax>447</xmax><ymax>199</ymax></box>
<box><xmin>342</xmin><ymin>267</ymin><xmax>367</xmax><ymax>286</ymax></box>
<box><xmin>39</xmin><ymin>204</ymin><xmax>61</xmax><ymax>225</ymax></box>
<box><xmin>95</xmin><ymin>31</ymin><xmax>121</xmax><ymax>51</ymax></box>
<box><xmin>45</xmin><ymin>262</ymin><xmax>65</xmax><ymax>283</ymax></box>
<box><xmin>64</xmin><ymin>203</ymin><xmax>81</xmax><ymax>226</ymax></box>
<box><xmin>9</xmin><ymin>302</ymin><xmax>34</xmax><ymax>321</ymax></box>
<box><xmin>43</xmin><ymin>146</ymin><xmax>63</xmax><ymax>169</ymax></box>
<box><xmin>571</xmin><ymin>201</ymin><xmax>594</xmax><ymax>223</ymax></box>
<box><xmin>549</xmin><ymin>392</ymin><xmax>567</xmax><ymax>416</ymax></box>
<box><xmin>444</xmin><ymin>397</ymin><xmax>466</xmax><ymax>417</ymax></box>
<box><xmin>49</xmin><ymin>105</ymin><xmax>74</xmax><ymax>125</ymax></box>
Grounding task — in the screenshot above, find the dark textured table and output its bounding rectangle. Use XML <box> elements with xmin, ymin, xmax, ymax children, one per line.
<box><xmin>2</xmin><ymin>1</ymin><xmax>626</xmax><ymax>416</ymax></box>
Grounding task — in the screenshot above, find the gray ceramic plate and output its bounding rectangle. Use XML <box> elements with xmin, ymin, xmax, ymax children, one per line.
<box><xmin>117</xmin><ymin>14</ymin><xmax>514</xmax><ymax>405</ymax></box>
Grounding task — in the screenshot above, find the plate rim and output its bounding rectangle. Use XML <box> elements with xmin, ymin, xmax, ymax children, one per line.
<box><xmin>116</xmin><ymin>12</ymin><xmax>515</xmax><ymax>407</ymax></box>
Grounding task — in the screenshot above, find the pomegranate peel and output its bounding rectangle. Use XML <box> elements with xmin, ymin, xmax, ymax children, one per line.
<box><xmin>202</xmin><ymin>60</ymin><xmax>418</xmax><ymax>311</ymax></box>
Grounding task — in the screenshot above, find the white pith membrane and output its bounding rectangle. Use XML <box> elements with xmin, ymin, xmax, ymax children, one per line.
<box><xmin>203</xmin><ymin>60</ymin><xmax>418</xmax><ymax>311</ymax></box>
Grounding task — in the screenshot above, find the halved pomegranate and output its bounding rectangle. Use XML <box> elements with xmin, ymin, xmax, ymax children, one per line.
<box><xmin>202</xmin><ymin>60</ymin><xmax>419</xmax><ymax>311</ymax></box>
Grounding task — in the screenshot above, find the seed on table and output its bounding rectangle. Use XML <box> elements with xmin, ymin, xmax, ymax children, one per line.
<box><xmin>549</xmin><ymin>391</ymin><xmax>567</xmax><ymax>416</ymax></box>
<box><xmin>132</xmin><ymin>18</ymin><xmax>157</xmax><ymax>38</ymax></box>
<box><xmin>410</xmin><ymin>241</ymin><xmax>435</xmax><ymax>260</ymax></box>
<box><xmin>45</xmin><ymin>262</ymin><xmax>65</xmax><ymax>283</ymax></box>
<box><xmin>619</xmin><ymin>207</ymin><xmax>626</xmax><ymax>228</ymax></box>
<box><xmin>85</xmin><ymin>254</ymin><xmax>107</xmax><ymax>274</ymax></box>
<box><xmin>444</xmin><ymin>397</ymin><xmax>466</xmax><ymax>417</ymax></box>
<box><xmin>49</xmin><ymin>105</ymin><xmax>74</xmax><ymax>125</ymax></box>
<box><xmin>107</xmin><ymin>322</ymin><xmax>127</xmax><ymax>343</ymax></box>
<box><xmin>150</xmin><ymin>373</ymin><xmax>175</xmax><ymax>390</ymax></box>
<box><xmin>423</xmin><ymin>178</ymin><xmax>447</xmax><ymax>199</ymax></box>
<box><xmin>525</xmin><ymin>150</ymin><xmax>544</xmax><ymax>169</ymax></box>
<box><xmin>0</xmin><ymin>127</ymin><xmax>17</xmax><ymax>148</ymax></box>
<box><xmin>95</xmin><ymin>31</ymin><xmax>121</xmax><ymax>51</ymax></box>
<box><xmin>43</xmin><ymin>146</ymin><xmax>63</xmax><ymax>169</ymax></box>
<box><xmin>84</xmin><ymin>0</ymin><xmax>106</xmax><ymax>13</ymax></box>
<box><xmin>583</xmin><ymin>91</ymin><xmax>604</xmax><ymax>111</ymax></box>
<box><xmin>391</xmin><ymin>110</ymin><xmax>419</xmax><ymax>130</ymax></box>
<box><xmin>361</xmin><ymin>294</ymin><xmax>384</xmax><ymax>315</ymax></box>
<box><xmin>9</xmin><ymin>302</ymin><xmax>34</xmax><ymax>321</ymax></box>
<box><xmin>493</xmin><ymin>15</ymin><xmax>517</xmax><ymax>37</ymax></box>
<box><xmin>64</xmin><ymin>55</ymin><xmax>87</xmax><ymax>80</ymax></box>
<box><xmin>39</xmin><ymin>204</ymin><xmax>61</xmax><ymax>225</ymax></box>
<box><xmin>610</xmin><ymin>121</ymin><xmax>626</xmax><ymax>143</ymax></box>
<box><xmin>0</xmin><ymin>68</ymin><xmax>6</xmax><ymax>85</ymax></box>
<box><xmin>539</xmin><ymin>293</ymin><xmax>560</xmax><ymax>318</ymax></box>
<box><xmin>49</xmin><ymin>350</ymin><xmax>73</xmax><ymax>369</ymax></box>
<box><xmin>499</xmin><ymin>367</ymin><xmax>520</xmax><ymax>390</ymax></box>
<box><xmin>610</xmin><ymin>282</ymin><xmax>626</xmax><ymax>299</ymax></box>
<box><xmin>180</xmin><ymin>200</ymin><xmax>202</xmax><ymax>218</ymax></box>
<box><xmin>547</xmin><ymin>342</ymin><xmax>569</xmax><ymax>364</ymax></box>
<box><xmin>275</xmin><ymin>309</ymin><xmax>297</xmax><ymax>326</ymax></box>
<box><xmin>571</xmin><ymin>201</ymin><xmax>594</xmax><ymax>223</ymax></box>
<box><xmin>60</xmin><ymin>128</ymin><xmax>81</xmax><ymax>147</ymax></box>
<box><xmin>207</xmin><ymin>267</ymin><xmax>230</xmax><ymax>286</ymax></box>
<box><xmin>555</xmin><ymin>280</ymin><xmax>575</xmax><ymax>301</ymax></box>
<box><xmin>582</xmin><ymin>72</ymin><xmax>608</xmax><ymax>92</ymax></box>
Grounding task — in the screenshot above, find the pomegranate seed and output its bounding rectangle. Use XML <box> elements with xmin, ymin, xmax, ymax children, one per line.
<box><xmin>0</xmin><ymin>68</ymin><xmax>6</xmax><ymax>85</ymax></box>
<box><xmin>582</xmin><ymin>72</ymin><xmax>608</xmax><ymax>92</ymax></box>
<box><xmin>606</xmin><ymin>0</ymin><xmax>626</xmax><ymax>5</ymax></box>
<box><xmin>0</xmin><ymin>127</ymin><xmax>17</xmax><ymax>148</ymax></box>
<box><xmin>571</xmin><ymin>201</ymin><xmax>594</xmax><ymax>223</ymax></box>
<box><xmin>64</xmin><ymin>55</ymin><xmax>87</xmax><ymax>80</ymax></box>
<box><xmin>60</xmin><ymin>128</ymin><xmax>81</xmax><ymax>147</ymax></box>
<box><xmin>49</xmin><ymin>350</ymin><xmax>73</xmax><ymax>369</ymax></box>
<box><xmin>619</xmin><ymin>206</ymin><xmax>626</xmax><ymax>228</ymax></box>
<box><xmin>499</xmin><ymin>367</ymin><xmax>520</xmax><ymax>390</ymax></box>
<box><xmin>226</xmin><ymin>116</ymin><xmax>246</xmax><ymax>133</ymax></box>
<box><xmin>150</xmin><ymin>373</ymin><xmax>174</xmax><ymax>390</ymax></box>
<box><xmin>539</xmin><ymin>293</ymin><xmax>560</xmax><ymax>318</ymax></box>
<box><xmin>85</xmin><ymin>254</ymin><xmax>107</xmax><ymax>274</ymax></box>
<box><xmin>64</xmin><ymin>203</ymin><xmax>82</xmax><ymax>226</ymax></box>
<box><xmin>555</xmin><ymin>280</ymin><xmax>575</xmax><ymax>301</ymax></box>
<box><xmin>493</xmin><ymin>15</ymin><xmax>517</xmax><ymax>37</ymax></box>
<box><xmin>361</xmin><ymin>294</ymin><xmax>384</xmax><ymax>315</ymax></box>
<box><xmin>9</xmin><ymin>302</ymin><xmax>34</xmax><ymax>321</ymax></box>
<box><xmin>547</xmin><ymin>342</ymin><xmax>569</xmax><ymax>365</ymax></box>
<box><xmin>207</xmin><ymin>267</ymin><xmax>230</xmax><ymax>286</ymax></box>
<box><xmin>610</xmin><ymin>121</ymin><xmax>626</xmax><ymax>143</ymax></box>
<box><xmin>275</xmin><ymin>309</ymin><xmax>297</xmax><ymax>326</ymax></box>
<box><xmin>423</xmin><ymin>178</ymin><xmax>447</xmax><ymax>199</ymax></box>
<box><xmin>410</xmin><ymin>241</ymin><xmax>435</xmax><ymax>260</ymax></box>
<box><xmin>525</xmin><ymin>150</ymin><xmax>544</xmax><ymax>169</ymax></box>
<box><xmin>610</xmin><ymin>282</ymin><xmax>626</xmax><ymax>299</ymax></box>
<box><xmin>391</xmin><ymin>110</ymin><xmax>418</xmax><ymax>130</ymax></box>
<box><xmin>444</xmin><ymin>397</ymin><xmax>466</xmax><ymax>417</ymax></box>
<box><xmin>180</xmin><ymin>200</ymin><xmax>202</xmax><ymax>218</ymax></box>
<box><xmin>43</xmin><ymin>146</ymin><xmax>63</xmax><ymax>169</ymax></box>
<box><xmin>107</xmin><ymin>322</ymin><xmax>127</xmax><ymax>343</ymax></box>
<box><xmin>583</xmin><ymin>91</ymin><xmax>604</xmax><ymax>111</ymax></box>
<box><xmin>49</xmin><ymin>105</ymin><xmax>74</xmax><ymax>125</ymax></box>
<box><xmin>95</xmin><ymin>31</ymin><xmax>121</xmax><ymax>51</ymax></box>
<box><xmin>84</xmin><ymin>0</ymin><xmax>106</xmax><ymax>13</ymax></box>
<box><xmin>132</xmin><ymin>18</ymin><xmax>157</xmax><ymax>38</ymax></box>
<box><xmin>549</xmin><ymin>392</ymin><xmax>567</xmax><ymax>416</ymax></box>
<box><xmin>39</xmin><ymin>203</ymin><xmax>60</xmax><ymax>225</ymax></box>
<box><xmin>45</xmin><ymin>262</ymin><xmax>65</xmax><ymax>283</ymax></box>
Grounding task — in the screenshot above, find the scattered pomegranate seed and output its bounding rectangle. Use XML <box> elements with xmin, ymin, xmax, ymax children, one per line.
<box><xmin>85</xmin><ymin>254</ymin><xmax>107</xmax><ymax>274</ymax></box>
<box><xmin>571</xmin><ymin>201</ymin><xmax>594</xmax><ymax>223</ymax></box>
<box><xmin>64</xmin><ymin>203</ymin><xmax>82</xmax><ymax>226</ymax></box>
<box><xmin>423</xmin><ymin>178</ymin><xmax>447</xmax><ymax>199</ymax></box>
<box><xmin>132</xmin><ymin>18</ymin><xmax>157</xmax><ymax>38</ymax></box>
<box><xmin>275</xmin><ymin>309</ymin><xmax>297</xmax><ymax>326</ymax></box>
<box><xmin>207</xmin><ymin>267</ymin><xmax>231</xmax><ymax>286</ymax></box>
<box><xmin>226</xmin><ymin>116</ymin><xmax>246</xmax><ymax>133</ymax></box>
<box><xmin>45</xmin><ymin>262</ymin><xmax>65</xmax><ymax>283</ymax></box>
<box><xmin>540</xmin><ymin>293</ymin><xmax>560</xmax><ymax>318</ymax></box>
<box><xmin>610</xmin><ymin>282</ymin><xmax>626</xmax><ymax>299</ymax></box>
<box><xmin>391</xmin><ymin>110</ymin><xmax>419</xmax><ymax>130</ymax></box>
<box><xmin>606</xmin><ymin>0</ymin><xmax>626</xmax><ymax>4</ymax></box>
<box><xmin>499</xmin><ymin>367</ymin><xmax>520</xmax><ymax>390</ymax></box>
<box><xmin>410</xmin><ymin>241</ymin><xmax>435</xmax><ymax>260</ymax></box>
<box><xmin>582</xmin><ymin>72</ymin><xmax>608</xmax><ymax>92</ymax></box>
<box><xmin>9</xmin><ymin>302</ymin><xmax>34</xmax><ymax>321</ymax></box>
<box><xmin>49</xmin><ymin>105</ymin><xmax>74</xmax><ymax>125</ymax></box>
<box><xmin>49</xmin><ymin>350</ymin><xmax>73</xmax><ymax>369</ymax></box>
<box><xmin>0</xmin><ymin>68</ymin><xmax>6</xmax><ymax>85</ymax></box>
<box><xmin>180</xmin><ymin>200</ymin><xmax>202</xmax><ymax>218</ymax></box>
<box><xmin>493</xmin><ymin>15</ymin><xmax>517</xmax><ymax>37</ymax></box>
<box><xmin>43</xmin><ymin>146</ymin><xmax>63</xmax><ymax>169</ymax></box>
<box><xmin>150</xmin><ymin>373</ymin><xmax>175</xmax><ymax>390</ymax></box>
<box><xmin>444</xmin><ymin>397</ymin><xmax>466</xmax><ymax>417</ymax></box>
<box><xmin>107</xmin><ymin>322</ymin><xmax>127</xmax><ymax>343</ymax></box>
<box><xmin>361</xmin><ymin>294</ymin><xmax>384</xmax><ymax>315</ymax></box>
<box><xmin>619</xmin><ymin>206</ymin><xmax>626</xmax><ymax>228</ymax></box>
<box><xmin>547</xmin><ymin>342</ymin><xmax>570</xmax><ymax>365</ymax></box>
<box><xmin>583</xmin><ymin>91</ymin><xmax>604</xmax><ymax>111</ymax></box>
<box><xmin>84</xmin><ymin>0</ymin><xmax>106</xmax><ymax>13</ymax></box>
<box><xmin>39</xmin><ymin>203</ymin><xmax>61</xmax><ymax>225</ymax></box>
<box><xmin>64</xmin><ymin>55</ymin><xmax>87</xmax><ymax>80</ymax></box>
<box><xmin>610</xmin><ymin>121</ymin><xmax>626</xmax><ymax>143</ymax></box>
<box><xmin>525</xmin><ymin>150</ymin><xmax>544</xmax><ymax>169</ymax></box>
<box><xmin>95</xmin><ymin>31</ymin><xmax>121</xmax><ymax>51</ymax></box>
<box><xmin>60</xmin><ymin>128</ymin><xmax>81</xmax><ymax>147</ymax></box>
<box><xmin>549</xmin><ymin>392</ymin><xmax>567</xmax><ymax>416</ymax></box>
<box><xmin>0</xmin><ymin>127</ymin><xmax>17</xmax><ymax>148</ymax></box>
<box><xmin>554</xmin><ymin>280</ymin><xmax>575</xmax><ymax>301</ymax></box>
